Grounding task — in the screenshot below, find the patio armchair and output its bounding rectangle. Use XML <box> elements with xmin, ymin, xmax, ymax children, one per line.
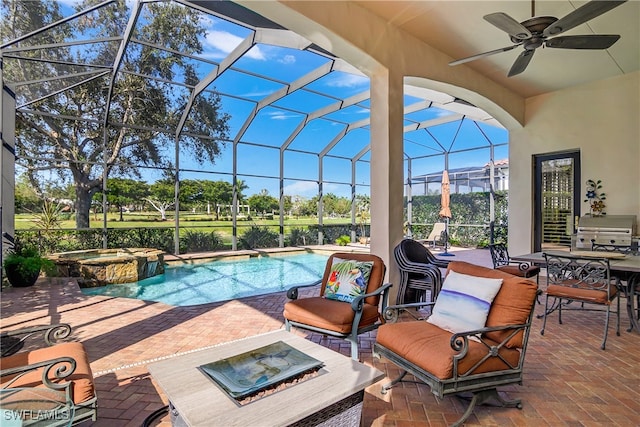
<box><xmin>374</xmin><ymin>261</ymin><xmax>539</xmax><ymax>427</ymax></box>
<box><xmin>488</xmin><ymin>243</ymin><xmax>540</xmax><ymax>283</ymax></box>
<box><xmin>0</xmin><ymin>324</ymin><xmax>97</xmax><ymax>426</ymax></box>
<box><xmin>394</xmin><ymin>238</ymin><xmax>448</xmax><ymax>305</ymax></box>
<box><xmin>541</xmin><ymin>252</ymin><xmax>620</xmax><ymax>350</ymax></box>
<box><xmin>283</xmin><ymin>252</ymin><xmax>391</xmax><ymax>360</ymax></box>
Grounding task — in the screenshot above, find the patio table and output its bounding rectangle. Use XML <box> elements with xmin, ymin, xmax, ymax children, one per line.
<box><xmin>511</xmin><ymin>251</ymin><xmax>640</xmax><ymax>333</ymax></box>
<box><xmin>147</xmin><ymin>329</ymin><xmax>384</xmax><ymax>426</ymax></box>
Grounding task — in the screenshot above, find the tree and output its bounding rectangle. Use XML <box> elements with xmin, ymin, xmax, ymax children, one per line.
<box><xmin>97</xmin><ymin>178</ymin><xmax>149</xmax><ymax>221</ymax></box>
<box><xmin>146</xmin><ymin>180</ymin><xmax>175</xmax><ymax>221</ymax></box>
<box><xmin>2</xmin><ymin>1</ymin><xmax>230</xmax><ymax>228</ymax></box>
<box><xmin>248</xmin><ymin>189</ymin><xmax>279</xmax><ymax>215</ymax></box>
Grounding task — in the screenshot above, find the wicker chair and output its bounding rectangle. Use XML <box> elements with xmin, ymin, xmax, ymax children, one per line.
<box><xmin>283</xmin><ymin>252</ymin><xmax>391</xmax><ymax>360</ymax></box>
<box><xmin>394</xmin><ymin>239</ymin><xmax>448</xmax><ymax>305</ymax></box>
<box><xmin>0</xmin><ymin>324</ymin><xmax>98</xmax><ymax>426</ymax></box>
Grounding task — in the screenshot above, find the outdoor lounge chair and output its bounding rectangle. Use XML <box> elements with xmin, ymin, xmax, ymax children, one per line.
<box><xmin>423</xmin><ymin>222</ymin><xmax>448</xmax><ymax>248</ymax></box>
<box><xmin>283</xmin><ymin>252</ymin><xmax>391</xmax><ymax>360</ymax></box>
<box><xmin>0</xmin><ymin>324</ymin><xmax>97</xmax><ymax>426</ymax></box>
<box><xmin>374</xmin><ymin>261</ymin><xmax>539</xmax><ymax>427</ymax></box>
<box><xmin>541</xmin><ymin>252</ymin><xmax>620</xmax><ymax>350</ymax></box>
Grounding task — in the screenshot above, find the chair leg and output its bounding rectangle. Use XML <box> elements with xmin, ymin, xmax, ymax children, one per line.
<box><xmin>285</xmin><ymin>319</ymin><xmax>291</xmax><ymax>332</ymax></box>
<box><xmin>380</xmin><ymin>370</ymin><xmax>408</xmax><ymax>394</ymax></box>
<box><xmin>541</xmin><ymin>295</ymin><xmax>549</xmax><ymax>336</ymax></box>
<box><xmin>453</xmin><ymin>389</ymin><xmax>522</xmax><ymax>427</ymax></box>
<box><xmin>601</xmin><ymin>304</ymin><xmax>611</xmax><ymax>350</ymax></box>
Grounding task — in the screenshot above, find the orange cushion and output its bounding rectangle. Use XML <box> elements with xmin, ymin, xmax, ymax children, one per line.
<box><xmin>376</xmin><ymin>321</ymin><xmax>521</xmax><ymax>380</ymax></box>
<box><xmin>1</xmin><ymin>342</ymin><xmax>95</xmax><ymax>405</ymax></box>
<box><xmin>284</xmin><ymin>297</ymin><xmax>380</xmax><ymax>334</ymax></box>
<box><xmin>446</xmin><ymin>261</ymin><xmax>538</xmax><ymax>348</ymax></box>
<box><xmin>497</xmin><ymin>264</ymin><xmax>540</xmax><ymax>278</ymax></box>
<box><xmin>546</xmin><ymin>283</ymin><xmax>616</xmax><ymax>304</ymax></box>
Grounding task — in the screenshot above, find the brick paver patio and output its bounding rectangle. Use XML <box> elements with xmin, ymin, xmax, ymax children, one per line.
<box><xmin>2</xmin><ymin>247</ymin><xmax>639</xmax><ymax>426</ymax></box>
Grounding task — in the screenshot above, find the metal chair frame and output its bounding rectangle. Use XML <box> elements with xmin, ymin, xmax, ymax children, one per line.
<box><xmin>541</xmin><ymin>253</ymin><xmax>620</xmax><ymax>350</ymax></box>
<box><xmin>489</xmin><ymin>243</ymin><xmax>540</xmax><ymax>282</ymax></box>
<box><xmin>0</xmin><ymin>324</ymin><xmax>98</xmax><ymax>426</ymax></box>
<box><xmin>284</xmin><ymin>253</ymin><xmax>391</xmax><ymax>360</ymax></box>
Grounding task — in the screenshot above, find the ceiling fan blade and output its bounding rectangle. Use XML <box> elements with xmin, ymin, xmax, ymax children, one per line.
<box><xmin>543</xmin><ymin>0</ymin><xmax>627</xmax><ymax>37</ymax></box>
<box><xmin>449</xmin><ymin>44</ymin><xmax>520</xmax><ymax>66</ymax></box>
<box><xmin>508</xmin><ymin>49</ymin><xmax>535</xmax><ymax>77</ymax></box>
<box><xmin>546</xmin><ymin>34</ymin><xmax>621</xmax><ymax>49</ymax></box>
<box><xmin>484</xmin><ymin>12</ymin><xmax>532</xmax><ymax>40</ymax></box>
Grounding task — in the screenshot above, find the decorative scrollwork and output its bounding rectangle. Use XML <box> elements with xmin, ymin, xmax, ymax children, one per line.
<box><xmin>45</xmin><ymin>324</ymin><xmax>72</xmax><ymax>346</ymax></box>
<box><xmin>383</xmin><ymin>307</ymin><xmax>399</xmax><ymax>323</ymax></box>
<box><xmin>42</xmin><ymin>358</ymin><xmax>76</xmax><ymax>390</ymax></box>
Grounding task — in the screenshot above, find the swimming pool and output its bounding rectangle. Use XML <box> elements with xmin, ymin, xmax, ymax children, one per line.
<box><xmin>81</xmin><ymin>252</ymin><xmax>329</xmax><ymax>306</ymax></box>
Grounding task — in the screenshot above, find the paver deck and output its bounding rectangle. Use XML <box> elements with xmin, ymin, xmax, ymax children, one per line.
<box><xmin>2</xmin><ymin>247</ymin><xmax>639</xmax><ymax>426</ymax></box>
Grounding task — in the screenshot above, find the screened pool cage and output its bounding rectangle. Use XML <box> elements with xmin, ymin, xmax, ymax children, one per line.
<box><xmin>1</xmin><ymin>0</ymin><xmax>508</xmax><ymax>255</ymax></box>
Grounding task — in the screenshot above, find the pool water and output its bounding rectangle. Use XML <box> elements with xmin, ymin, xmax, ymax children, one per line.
<box><xmin>81</xmin><ymin>252</ymin><xmax>329</xmax><ymax>306</ymax></box>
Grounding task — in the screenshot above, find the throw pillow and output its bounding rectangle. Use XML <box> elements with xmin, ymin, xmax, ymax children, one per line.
<box><xmin>427</xmin><ymin>270</ymin><xmax>503</xmax><ymax>335</ymax></box>
<box><xmin>324</xmin><ymin>258</ymin><xmax>374</xmax><ymax>303</ymax></box>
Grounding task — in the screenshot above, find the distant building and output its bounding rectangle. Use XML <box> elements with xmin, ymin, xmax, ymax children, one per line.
<box><xmin>408</xmin><ymin>159</ymin><xmax>509</xmax><ymax>196</ymax></box>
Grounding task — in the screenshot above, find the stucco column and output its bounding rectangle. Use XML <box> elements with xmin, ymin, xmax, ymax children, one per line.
<box><xmin>369</xmin><ymin>68</ymin><xmax>404</xmax><ymax>301</ymax></box>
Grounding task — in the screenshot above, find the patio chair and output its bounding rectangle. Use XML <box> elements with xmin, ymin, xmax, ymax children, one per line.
<box><xmin>283</xmin><ymin>252</ymin><xmax>391</xmax><ymax>360</ymax></box>
<box><xmin>0</xmin><ymin>324</ymin><xmax>97</xmax><ymax>425</ymax></box>
<box><xmin>394</xmin><ymin>238</ymin><xmax>448</xmax><ymax>305</ymax></box>
<box><xmin>374</xmin><ymin>261</ymin><xmax>539</xmax><ymax>427</ymax></box>
<box><xmin>423</xmin><ymin>222</ymin><xmax>448</xmax><ymax>248</ymax></box>
<box><xmin>488</xmin><ymin>243</ymin><xmax>540</xmax><ymax>283</ymax></box>
<box><xmin>541</xmin><ymin>253</ymin><xmax>620</xmax><ymax>350</ymax></box>
<box><xmin>591</xmin><ymin>242</ymin><xmax>640</xmax><ymax>332</ymax></box>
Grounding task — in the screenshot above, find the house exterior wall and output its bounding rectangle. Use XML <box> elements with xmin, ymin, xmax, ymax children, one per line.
<box><xmin>509</xmin><ymin>72</ymin><xmax>640</xmax><ymax>255</ymax></box>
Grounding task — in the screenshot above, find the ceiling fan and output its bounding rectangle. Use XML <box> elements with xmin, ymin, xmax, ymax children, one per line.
<box><xmin>449</xmin><ymin>0</ymin><xmax>627</xmax><ymax>77</ymax></box>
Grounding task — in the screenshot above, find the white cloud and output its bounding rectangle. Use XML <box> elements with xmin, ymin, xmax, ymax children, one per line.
<box><xmin>268</xmin><ymin>111</ymin><xmax>299</xmax><ymax>120</ymax></box>
<box><xmin>279</xmin><ymin>55</ymin><xmax>296</xmax><ymax>65</ymax></box>
<box><xmin>204</xmin><ymin>30</ymin><xmax>265</xmax><ymax>60</ymax></box>
<box><xmin>283</xmin><ymin>181</ymin><xmax>318</xmax><ymax>197</ymax></box>
<box><xmin>326</xmin><ymin>74</ymin><xmax>368</xmax><ymax>88</ymax></box>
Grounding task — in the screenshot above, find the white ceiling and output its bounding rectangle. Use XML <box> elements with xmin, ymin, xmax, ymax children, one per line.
<box><xmin>354</xmin><ymin>0</ymin><xmax>640</xmax><ymax>98</ymax></box>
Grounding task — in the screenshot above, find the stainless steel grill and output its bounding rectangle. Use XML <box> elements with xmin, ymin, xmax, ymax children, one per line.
<box><xmin>576</xmin><ymin>215</ymin><xmax>637</xmax><ymax>249</ymax></box>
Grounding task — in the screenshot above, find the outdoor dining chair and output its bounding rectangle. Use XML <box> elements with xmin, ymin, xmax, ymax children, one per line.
<box><xmin>489</xmin><ymin>243</ymin><xmax>540</xmax><ymax>283</ymax></box>
<box><xmin>541</xmin><ymin>252</ymin><xmax>620</xmax><ymax>350</ymax></box>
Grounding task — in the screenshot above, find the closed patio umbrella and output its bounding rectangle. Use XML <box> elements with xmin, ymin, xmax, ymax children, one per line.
<box><xmin>439</xmin><ymin>170</ymin><xmax>454</xmax><ymax>256</ymax></box>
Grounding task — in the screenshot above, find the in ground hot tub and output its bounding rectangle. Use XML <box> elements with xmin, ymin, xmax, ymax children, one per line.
<box><xmin>48</xmin><ymin>248</ymin><xmax>165</xmax><ymax>287</ymax></box>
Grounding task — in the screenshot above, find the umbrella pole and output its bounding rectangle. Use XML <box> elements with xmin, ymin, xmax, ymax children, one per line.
<box><xmin>440</xmin><ymin>217</ymin><xmax>455</xmax><ymax>257</ymax></box>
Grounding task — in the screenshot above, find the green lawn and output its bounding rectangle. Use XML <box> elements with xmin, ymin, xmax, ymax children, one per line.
<box><xmin>14</xmin><ymin>212</ymin><xmax>356</xmax><ymax>233</ymax></box>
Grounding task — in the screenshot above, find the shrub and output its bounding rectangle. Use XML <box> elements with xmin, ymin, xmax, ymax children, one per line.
<box><xmin>335</xmin><ymin>235</ymin><xmax>350</xmax><ymax>246</ymax></box>
<box><xmin>181</xmin><ymin>230</ymin><xmax>224</xmax><ymax>253</ymax></box>
<box><xmin>239</xmin><ymin>225</ymin><xmax>279</xmax><ymax>249</ymax></box>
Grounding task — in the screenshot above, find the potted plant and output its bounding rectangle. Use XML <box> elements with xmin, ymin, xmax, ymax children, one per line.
<box><xmin>3</xmin><ymin>246</ymin><xmax>55</xmax><ymax>288</ymax></box>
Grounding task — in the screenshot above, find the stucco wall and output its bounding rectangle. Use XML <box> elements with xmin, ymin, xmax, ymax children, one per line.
<box><xmin>508</xmin><ymin>71</ymin><xmax>640</xmax><ymax>256</ymax></box>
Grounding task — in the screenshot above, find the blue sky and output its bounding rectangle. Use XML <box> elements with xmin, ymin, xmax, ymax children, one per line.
<box><xmin>53</xmin><ymin>0</ymin><xmax>508</xmax><ymax>200</ymax></box>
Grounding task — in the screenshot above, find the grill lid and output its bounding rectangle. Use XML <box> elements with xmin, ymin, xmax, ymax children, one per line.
<box><xmin>578</xmin><ymin>215</ymin><xmax>637</xmax><ymax>232</ymax></box>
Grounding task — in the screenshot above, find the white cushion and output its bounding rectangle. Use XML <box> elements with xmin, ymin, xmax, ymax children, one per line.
<box><xmin>427</xmin><ymin>270</ymin><xmax>503</xmax><ymax>335</ymax></box>
<box><xmin>324</xmin><ymin>258</ymin><xmax>373</xmax><ymax>303</ymax></box>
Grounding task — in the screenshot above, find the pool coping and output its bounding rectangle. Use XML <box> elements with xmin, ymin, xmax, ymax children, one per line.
<box><xmin>162</xmin><ymin>244</ymin><xmax>369</xmax><ymax>267</ymax></box>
